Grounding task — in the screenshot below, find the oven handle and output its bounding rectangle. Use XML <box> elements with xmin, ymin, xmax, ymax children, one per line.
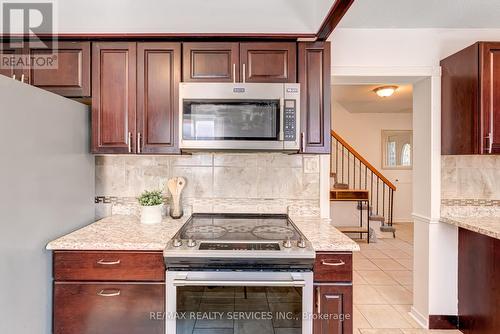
<box><xmin>279</xmin><ymin>97</ymin><xmax>284</xmax><ymax>141</ymax></box>
<box><xmin>173</xmin><ymin>279</ymin><xmax>305</xmax><ymax>287</ymax></box>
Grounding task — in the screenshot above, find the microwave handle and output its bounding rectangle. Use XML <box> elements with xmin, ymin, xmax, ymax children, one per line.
<box><xmin>279</xmin><ymin>98</ymin><xmax>284</xmax><ymax>141</ymax></box>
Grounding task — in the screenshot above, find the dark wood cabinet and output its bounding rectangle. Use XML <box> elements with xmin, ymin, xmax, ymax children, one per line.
<box><xmin>54</xmin><ymin>282</ymin><xmax>165</xmax><ymax>334</ymax></box>
<box><xmin>458</xmin><ymin>228</ymin><xmax>500</xmax><ymax>334</ymax></box>
<box><xmin>27</xmin><ymin>41</ymin><xmax>91</xmax><ymax>96</ymax></box>
<box><xmin>298</xmin><ymin>42</ymin><xmax>331</xmax><ymax>154</ymax></box>
<box><xmin>240</xmin><ymin>42</ymin><xmax>296</xmax><ymax>83</ymax></box>
<box><xmin>314</xmin><ymin>284</ymin><xmax>353</xmax><ymax>334</ymax></box>
<box><xmin>92</xmin><ymin>42</ymin><xmax>137</xmax><ymax>154</ymax></box>
<box><xmin>92</xmin><ymin>42</ymin><xmax>181</xmax><ymax>154</ymax></box>
<box><xmin>182</xmin><ymin>42</ymin><xmax>239</xmax><ymax>82</ymax></box>
<box><xmin>0</xmin><ymin>43</ymin><xmax>22</xmax><ymax>79</ymax></box>
<box><xmin>137</xmin><ymin>42</ymin><xmax>181</xmax><ymax>154</ymax></box>
<box><xmin>53</xmin><ymin>251</ymin><xmax>165</xmax><ymax>334</ymax></box>
<box><xmin>441</xmin><ymin>42</ymin><xmax>500</xmax><ymax>154</ymax></box>
<box><xmin>313</xmin><ymin>252</ymin><xmax>353</xmax><ymax>334</ymax></box>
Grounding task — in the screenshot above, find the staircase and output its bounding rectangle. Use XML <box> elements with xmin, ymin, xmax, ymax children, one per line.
<box><xmin>330</xmin><ymin>130</ymin><xmax>396</xmax><ymax>240</ymax></box>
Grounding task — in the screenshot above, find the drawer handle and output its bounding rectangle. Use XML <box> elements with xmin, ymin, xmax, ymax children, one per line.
<box><xmin>321</xmin><ymin>259</ymin><xmax>345</xmax><ymax>266</ymax></box>
<box><xmin>97</xmin><ymin>259</ymin><xmax>121</xmax><ymax>265</ymax></box>
<box><xmin>97</xmin><ymin>289</ymin><xmax>121</xmax><ymax>297</ymax></box>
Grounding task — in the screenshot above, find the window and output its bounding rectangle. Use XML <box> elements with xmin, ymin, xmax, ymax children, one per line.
<box><xmin>382</xmin><ymin>130</ymin><xmax>413</xmax><ymax>169</ymax></box>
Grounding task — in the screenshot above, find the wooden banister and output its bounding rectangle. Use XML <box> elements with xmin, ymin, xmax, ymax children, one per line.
<box><xmin>331</xmin><ymin>130</ymin><xmax>397</xmax><ymax>191</ymax></box>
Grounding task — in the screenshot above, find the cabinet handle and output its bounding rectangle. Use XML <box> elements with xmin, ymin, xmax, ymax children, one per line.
<box><xmin>137</xmin><ymin>132</ymin><xmax>142</xmax><ymax>154</ymax></box>
<box><xmin>12</xmin><ymin>74</ymin><xmax>16</xmax><ymax>80</ymax></box>
<box><xmin>232</xmin><ymin>63</ymin><xmax>236</xmax><ymax>83</ymax></box>
<box><xmin>321</xmin><ymin>259</ymin><xmax>345</xmax><ymax>266</ymax></box>
<box><xmin>97</xmin><ymin>289</ymin><xmax>121</xmax><ymax>297</ymax></box>
<box><xmin>242</xmin><ymin>63</ymin><xmax>246</xmax><ymax>83</ymax></box>
<box><xmin>20</xmin><ymin>74</ymin><xmax>25</xmax><ymax>83</ymax></box>
<box><xmin>97</xmin><ymin>259</ymin><xmax>121</xmax><ymax>265</ymax></box>
<box><xmin>316</xmin><ymin>286</ymin><xmax>320</xmax><ymax>314</ymax></box>
<box><xmin>128</xmin><ymin>132</ymin><xmax>132</xmax><ymax>153</ymax></box>
<box><xmin>487</xmin><ymin>132</ymin><xmax>493</xmax><ymax>154</ymax></box>
<box><xmin>300</xmin><ymin>132</ymin><xmax>306</xmax><ymax>152</ymax></box>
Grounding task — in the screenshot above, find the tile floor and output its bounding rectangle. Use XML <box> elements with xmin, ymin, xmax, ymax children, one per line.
<box><xmin>352</xmin><ymin>223</ymin><xmax>462</xmax><ymax>334</ymax></box>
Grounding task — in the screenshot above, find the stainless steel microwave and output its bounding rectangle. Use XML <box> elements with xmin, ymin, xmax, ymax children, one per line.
<box><xmin>179</xmin><ymin>83</ymin><xmax>300</xmax><ymax>151</ymax></box>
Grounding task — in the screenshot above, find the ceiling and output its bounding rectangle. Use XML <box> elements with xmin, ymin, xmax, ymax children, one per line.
<box><xmin>339</xmin><ymin>0</ymin><xmax>500</xmax><ymax>28</ymax></box>
<box><xmin>333</xmin><ymin>84</ymin><xmax>413</xmax><ymax>114</ymax></box>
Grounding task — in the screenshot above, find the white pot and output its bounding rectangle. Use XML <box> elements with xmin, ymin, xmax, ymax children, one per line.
<box><xmin>140</xmin><ymin>204</ymin><xmax>163</xmax><ymax>224</ymax></box>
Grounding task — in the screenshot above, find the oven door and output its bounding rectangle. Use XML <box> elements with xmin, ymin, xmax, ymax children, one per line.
<box><xmin>166</xmin><ymin>271</ymin><xmax>313</xmax><ymax>334</ymax></box>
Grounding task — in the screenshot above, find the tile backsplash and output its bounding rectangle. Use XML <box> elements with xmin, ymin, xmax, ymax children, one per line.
<box><xmin>441</xmin><ymin>155</ymin><xmax>500</xmax><ymax>216</ymax></box>
<box><xmin>95</xmin><ymin>153</ymin><xmax>321</xmax><ymax>218</ymax></box>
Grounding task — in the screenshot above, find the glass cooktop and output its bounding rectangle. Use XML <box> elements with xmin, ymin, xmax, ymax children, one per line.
<box><xmin>177</xmin><ymin>213</ymin><xmax>302</xmax><ymax>241</ymax></box>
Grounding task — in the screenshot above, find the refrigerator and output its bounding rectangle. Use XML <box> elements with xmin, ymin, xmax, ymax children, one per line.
<box><xmin>0</xmin><ymin>75</ymin><xmax>95</xmax><ymax>333</ymax></box>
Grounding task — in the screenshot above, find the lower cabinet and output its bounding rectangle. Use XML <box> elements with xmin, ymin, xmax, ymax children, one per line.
<box><xmin>314</xmin><ymin>284</ymin><xmax>353</xmax><ymax>334</ymax></box>
<box><xmin>313</xmin><ymin>252</ymin><xmax>353</xmax><ymax>334</ymax></box>
<box><xmin>54</xmin><ymin>282</ymin><xmax>165</xmax><ymax>334</ymax></box>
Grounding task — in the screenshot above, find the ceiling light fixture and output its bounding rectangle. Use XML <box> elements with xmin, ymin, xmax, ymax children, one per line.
<box><xmin>373</xmin><ymin>85</ymin><xmax>398</xmax><ymax>98</ymax></box>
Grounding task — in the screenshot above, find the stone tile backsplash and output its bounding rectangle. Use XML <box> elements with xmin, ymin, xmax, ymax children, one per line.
<box><xmin>95</xmin><ymin>153</ymin><xmax>321</xmax><ymax>218</ymax></box>
<box><xmin>441</xmin><ymin>155</ymin><xmax>500</xmax><ymax>201</ymax></box>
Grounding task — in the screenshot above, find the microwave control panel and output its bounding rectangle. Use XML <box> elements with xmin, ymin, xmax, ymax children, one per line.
<box><xmin>284</xmin><ymin>99</ymin><xmax>297</xmax><ymax>141</ymax></box>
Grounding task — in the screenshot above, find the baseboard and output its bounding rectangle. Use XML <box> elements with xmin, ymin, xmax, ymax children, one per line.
<box><xmin>410</xmin><ymin>306</ymin><xmax>428</xmax><ymax>328</ymax></box>
<box><xmin>428</xmin><ymin>315</ymin><xmax>459</xmax><ymax>329</ymax></box>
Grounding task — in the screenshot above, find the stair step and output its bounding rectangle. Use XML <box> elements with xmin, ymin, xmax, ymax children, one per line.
<box><xmin>369</xmin><ymin>215</ymin><xmax>385</xmax><ymax>222</ymax></box>
<box><xmin>333</xmin><ymin>183</ymin><xmax>349</xmax><ymax>190</ymax></box>
<box><xmin>330</xmin><ymin>189</ymin><xmax>369</xmax><ymax>201</ymax></box>
<box><xmin>337</xmin><ymin>226</ymin><xmax>369</xmax><ymax>234</ymax></box>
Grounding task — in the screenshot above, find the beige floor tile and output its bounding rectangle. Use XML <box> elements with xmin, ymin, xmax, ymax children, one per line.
<box><xmin>373</xmin><ymin>285</ymin><xmax>413</xmax><ymax>305</ymax></box>
<box><xmin>361</xmin><ymin>249</ymin><xmax>390</xmax><ymax>259</ymax></box>
<box><xmin>372</xmin><ymin>240</ymin><xmax>399</xmax><ymax>250</ymax></box>
<box><xmin>353</xmin><ymin>285</ymin><xmax>388</xmax><ymax>305</ymax></box>
<box><xmin>386</xmin><ymin>271</ymin><xmax>413</xmax><ymax>285</ymax></box>
<box><xmin>354</xmin><ymin>252</ymin><xmax>367</xmax><ymax>260</ymax></box>
<box><xmin>357</xmin><ymin>270</ymin><xmax>398</xmax><ymax>285</ymax></box>
<box><xmin>395</xmin><ymin>258</ymin><xmax>413</xmax><ymax>270</ymax></box>
<box><xmin>401</xmin><ymin>330</ymin><xmax>463</xmax><ymax>334</ymax></box>
<box><xmin>382</xmin><ymin>248</ymin><xmax>412</xmax><ymax>259</ymax></box>
<box><xmin>353</xmin><ymin>271</ymin><xmax>369</xmax><ymax>285</ymax></box>
<box><xmin>392</xmin><ymin>304</ymin><xmax>422</xmax><ymax>328</ymax></box>
<box><xmin>353</xmin><ymin>306</ymin><xmax>372</xmax><ymax>330</ymax></box>
<box><xmin>371</xmin><ymin>258</ymin><xmax>407</xmax><ymax>271</ymax></box>
<box><xmin>357</xmin><ymin>304</ymin><xmax>413</xmax><ymax>329</ymax></box>
<box><xmin>360</xmin><ymin>329</ymin><xmax>404</xmax><ymax>334</ymax></box>
<box><xmin>354</xmin><ymin>258</ymin><xmax>380</xmax><ymax>271</ymax></box>
<box><xmin>403</xmin><ymin>284</ymin><xmax>413</xmax><ymax>293</ymax></box>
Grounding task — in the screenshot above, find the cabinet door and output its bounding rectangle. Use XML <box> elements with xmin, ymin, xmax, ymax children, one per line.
<box><xmin>240</xmin><ymin>42</ymin><xmax>296</xmax><ymax>83</ymax></box>
<box><xmin>0</xmin><ymin>44</ymin><xmax>22</xmax><ymax>79</ymax></box>
<box><xmin>314</xmin><ymin>284</ymin><xmax>353</xmax><ymax>334</ymax></box>
<box><xmin>92</xmin><ymin>42</ymin><xmax>136</xmax><ymax>154</ymax></box>
<box><xmin>183</xmin><ymin>42</ymin><xmax>239</xmax><ymax>82</ymax></box>
<box><xmin>481</xmin><ymin>43</ymin><xmax>500</xmax><ymax>154</ymax></box>
<box><xmin>54</xmin><ymin>282</ymin><xmax>165</xmax><ymax>334</ymax></box>
<box><xmin>137</xmin><ymin>43</ymin><xmax>181</xmax><ymax>154</ymax></box>
<box><xmin>28</xmin><ymin>41</ymin><xmax>90</xmax><ymax>97</ymax></box>
<box><xmin>298</xmin><ymin>42</ymin><xmax>331</xmax><ymax>154</ymax></box>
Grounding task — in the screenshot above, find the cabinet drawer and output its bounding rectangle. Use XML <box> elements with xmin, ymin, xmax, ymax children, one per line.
<box><xmin>54</xmin><ymin>282</ymin><xmax>164</xmax><ymax>334</ymax></box>
<box><xmin>314</xmin><ymin>253</ymin><xmax>352</xmax><ymax>282</ymax></box>
<box><xmin>54</xmin><ymin>251</ymin><xmax>165</xmax><ymax>281</ymax></box>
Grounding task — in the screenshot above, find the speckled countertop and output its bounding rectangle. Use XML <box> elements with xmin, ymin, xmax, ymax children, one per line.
<box><xmin>440</xmin><ymin>215</ymin><xmax>500</xmax><ymax>240</ymax></box>
<box><xmin>46</xmin><ymin>214</ymin><xmax>359</xmax><ymax>252</ymax></box>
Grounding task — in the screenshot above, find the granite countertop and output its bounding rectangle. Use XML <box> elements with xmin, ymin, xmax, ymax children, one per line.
<box><xmin>292</xmin><ymin>216</ymin><xmax>360</xmax><ymax>252</ymax></box>
<box><xmin>440</xmin><ymin>215</ymin><xmax>500</xmax><ymax>240</ymax></box>
<box><xmin>47</xmin><ymin>214</ymin><xmax>360</xmax><ymax>252</ymax></box>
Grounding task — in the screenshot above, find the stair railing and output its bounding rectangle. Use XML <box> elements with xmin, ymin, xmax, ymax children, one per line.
<box><xmin>331</xmin><ymin>130</ymin><xmax>396</xmax><ymax>227</ymax></box>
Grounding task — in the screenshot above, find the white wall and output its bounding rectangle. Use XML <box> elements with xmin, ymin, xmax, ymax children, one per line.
<box><xmin>329</xmin><ymin>28</ymin><xmax>500</xmax><ymax>324</ymax></box>
<box><xmin>332</xmin><ymin>101</ymin><xmax>413</xmax><ymax>222</ymax></box>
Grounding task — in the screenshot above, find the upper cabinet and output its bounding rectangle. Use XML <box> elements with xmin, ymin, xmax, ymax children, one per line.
<box><xmin>92</xmin><ymin>42</ymin><xmax>181</xmax><ymax>155</ymax></box>
<box><xmin>183</xmin><ymin>42</ymin><xmax>239</xmax><ymax>82</ymax></box>
<box><xmin>0</xmin><ymin>42</ymin><xmax>90</xmax><ymax>97</ymax></box>
<box><xmin>441</xmin><ymin>42</ymin><xmax>500</xmax><ymax>155</ymax></box>
<box><xmin>298</xmin><ymin>42</ymin><xmax>331</xmax><ymax>154</ymax></box>
<box><xmin>183</xmin><ymin>42</ymin><xmax>296</xmax><ymax>83</ymax></box>
<box><xmin>240</xmin><ymin>42</ymin><xmax>296</xmax><ymax>83</ymax></box>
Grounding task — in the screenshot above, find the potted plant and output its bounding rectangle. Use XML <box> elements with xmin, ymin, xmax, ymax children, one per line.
<box><xmin>137</xmin><ymin>190</ymin><xmax>164</xmax><ymax>224</ymax></box>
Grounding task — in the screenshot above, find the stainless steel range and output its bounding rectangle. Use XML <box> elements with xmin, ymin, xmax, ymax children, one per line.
<box><xmin>164</xmin><ymin>213</ymin><xmax>315</xmax><ymax>334</ymax></box>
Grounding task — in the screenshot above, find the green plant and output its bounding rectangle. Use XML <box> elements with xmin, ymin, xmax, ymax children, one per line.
<box><xmin>137</xmin><ymin>190</ymin><xmax>164</xmax><ymax>206</ymax></box>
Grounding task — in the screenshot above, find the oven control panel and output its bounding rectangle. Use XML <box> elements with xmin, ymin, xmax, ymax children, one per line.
<box><xmin>199</xmin><ymin>242</ymin><xmax>280</xmax><ymax>251</ymax></box>
<box><xmin>283</xmin><ymin>99</ymin><xmax>296</xmax><ymax>141</ymax></box>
